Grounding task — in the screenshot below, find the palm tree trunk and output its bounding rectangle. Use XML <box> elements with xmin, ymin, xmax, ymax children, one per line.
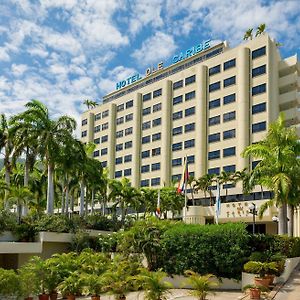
<box><xmin>61</xmin><ymin>187</ymin><xmax>65</xmax><ymax>214</ymax></box>
<box><xmin>287</xmin><ymin>205</ymin><xmax>294</xmax><ymax>237</ymax></box>
<box><xmin>65</xmin><ymin>185</ymin><xmax>69</xmax><ymax>215</ymax></box>
<box><xmin>85</xmin><ymin>188</ymin><xmax>88</xmax><ymax>215</ymax></box>
<box><xmin>70</xmin><ymin>193</ymin><xmax>74</xmax><ymax>213</ymax></box>
<box><xmin>79</xmin><ymin>181</ymin><xmax>85</xmax><ymax>216</ymax></box>
<box><xmin>278</xmin><ymin>203</ymin><xmax>288</xmax><ymax>235</ymax></box>
<box><xmin>46</xmin><ymin>163</ymin><xmax>55</xmax><ymax>214</ymax></box>
<box><xmin>91</xmin><ymin>188</ymin><xmax>95</xmax><ymax>214</ymax></box>
<box><xmin>189</xmin><ymin>183</ymin><xmax>195</xmax><ymax>206</ymax></box>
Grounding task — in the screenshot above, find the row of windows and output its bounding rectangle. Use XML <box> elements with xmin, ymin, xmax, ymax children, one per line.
<box><xmin>142</xmin><ymin>88</ymin><xmax>162</xmax><ymax>102</ymax></box>
<box><xmin>141</xmin><ymin>162</ymin><xmax>161</xmax><ymax>173</ymax></box>
<box><xmin>171</xmin><ymin>172</ymin><xmax>195</xmax><ymax>182</ymax></box>
<box><xmin>116</xmin><ymin>127</ymin><xmax>133</xmax><ymax>138</ymax></box>
<box><xmin>172</xmin><ymin>139</ymin><xmax>195</xmax><ymax>151</ymax></box>
<box><xmin>115</xmin><ymin>154</ymin><xmax>132</xmax><ymax>164</ymax></box>
<box><xmin>208</xmin><ymin>164</ymin><xmax>236</xmax><ymax>175</ymax></box>
<box><xmin>208</xmin><ymin>147</ymin><xmax>236</xmax><ymax>160</ymax></box>
<box><xmin>142</xmin><ymin>132</ymin><xmax>161</xmax><ymax>144</ymax></box>
<box><xmin>115</xmin><ymin>168</ymin><xmax>132</xmax><ymax>178</ymax></box>
<box><xmin>209</xmin><ymin>75</ymin><xmax>236</xmax><ymax>92</ymax></box>
<box><xmin>209</xmin><ymin>93</ymin><xmax>236</xmax><ymax>109</ymax></box>
<box><xmin>173</xmin><ymin>106</ymin><xmax>195</xmax><ymax>120</ymax></box>
<box><xmin>116</xmin><ymin>113</ymin><xmax>133</xmax><ymax>125</ymax></box>
<box><xmin>142</xmin><ymin>147</ymin><xmax>161</xmax><ymax>158</ymax></box>
<box><xmin>116</xmin><ymin>141</ymin><xmax>133</xmax><ymax>151</ymax></box>
<box><xmin>173</xmin><ymin>74</ymin><xmax>196</xmax><ymax>90</ymax></box>
<box><xmin>143</xmin><ymin>103</ymin><xmax>162</xmax><ymax>115</ymax></box>
<box><xmin>117</xmin><ymin>99</ymin><xmax>134</xmax><ymax>112</ymax></box>
<box><xmin>208</xmin><ymin>129</ymin><xmax>236</xmax><ymax>143</ymax></box>
<box><xmin>172</xmin><ymin>155</ymin><xmax>195</xmax><ymax>167</ymax></box>
<box><xmin>172</xmin><ymin>122</ymin><xmax>195</xmax><ymax>135</ymax></box>
<box><xmin>173</xmin><ymin>90</ymin><xmax>196</xmax><ymax>105</ymax></box>
<box><xmin>141</xmin><ymin>177</ymin><xmax>160</xmax><ymax>187</ymax></box>
<box><xmin>93</xmin><ymin>148</ymin><xmax>108</xmax><ymax>157</ymax></box>
<box><xmin>142</xmin><ymin>118</ymin><xmax>162</xmax><ymax>130</ymax></box>
<box><xmin>94</xmin><ymin>135</ymin><xmax>108</xmax><ymax>144</ymax></box>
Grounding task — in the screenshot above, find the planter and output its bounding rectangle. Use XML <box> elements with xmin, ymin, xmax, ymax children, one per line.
<box><xmin>38</xmin><ymin>294</ymin><xmax>49</xmax><ymax>300</ymax></box>
<box><xmin>254</xmin><ymin>277</ymin><xmax>269</xmax><ymax>288</ymax></box>
<box><xmin>265</xmin><ymin>274</ymin><xmax>275</xmax><ymax>285</ymax></box>
<box><xmin>25</xmin><ymin>297</ymin><xmax>34</xmax><ymax>300</ymax></box>
<box><xmin>67</xmin><ymin>295</ymin><xmax>76</xmax><ymax>300</ymax></box>
<box><xmin>49</xmin><ymin>293</ymin><xmax>58</xmax><ymax>300</ymax></box>
<box><xmin>249</xmin><ymin>288</ymin><xmax>261</xmax><ymax>299</ymax></box>
<box><xmin>91</xmin><ymin>296</ymin><xmax>100</xmax><ymax>300</ymax></box>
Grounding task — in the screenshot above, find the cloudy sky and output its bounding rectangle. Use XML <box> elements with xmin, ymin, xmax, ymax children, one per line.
<box><xmin>0</xmin><ymin>0</ymin><xmax>299</xmax><ymax>130</ymax></box>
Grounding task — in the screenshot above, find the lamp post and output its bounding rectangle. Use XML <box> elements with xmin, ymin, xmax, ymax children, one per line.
<box><xmin>249</xmin><ymin>202</ymin><xmax>257</xmax><ymax>234</ymax></box>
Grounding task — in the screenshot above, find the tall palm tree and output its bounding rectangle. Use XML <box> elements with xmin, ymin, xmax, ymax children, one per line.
<box><xmin>194</xmin><ymin>174</ymin><xmax>215</xmax><ymax>206</ymax></box>
<box><xmin>242</xmin><ymin>114</ymin><xmax>300</xmax><ymax>235</ymax></box>
<box><xmin>255</xmin><ymin>23</ymin><xmax>266</xmax><ymax>37</ymax></box>
<box><xmin>83</xmin><ymin>99</ymin><xmax>98</xmax><ymax>110</ymax></box>
<box><xmin>218</xmin><ymin>171</ymin><xmax>233</xmax><ymax>197</ymax></box>
<box><xmin>243</xmin><ymin>28</ymin><xmax>253</xmax><ymax>40</ymax></box>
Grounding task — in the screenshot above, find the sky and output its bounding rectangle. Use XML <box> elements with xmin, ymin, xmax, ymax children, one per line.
<box><xmin>0</xmin><ymin>0</ymin><xmax>299</xmax><ymax>133</ymax></box>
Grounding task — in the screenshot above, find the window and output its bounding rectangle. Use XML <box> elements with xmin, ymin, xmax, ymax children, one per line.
<box><xmin>185</xmin><ymin>74</ymin><xmax>196</xmax><ymax>85</ymax></box>
<box><xmin>173</xmin><ymin>95</ymin><xmax>183</xmax><ymax>105</ymax></box>
<box><xmin>142</xmin><ymin>136</ymin><xmax>151</xmax><ymax>144</ymax></box>
<box><xmin>102</xmin><ymin>110</ymin><xmax>109</xmax><ymax>118</ymax></box>
<box><xmin>124</xmin><ymin>154</ymin><xmax>132</xmax><ymax>162</ymax></box>
<box><xmin>101</xmin><ymin>161</ymin><xmax>107</xmax><ymax>168</ymax></box>
<box><xmin>117</xmin><ymin>103</ymin><xmax>124</xmax><ymax>112</ymax></box>
<box><xmin>102</xmin><ymin>122</ymin><xmax>108</xmax><ymax>130</ymax></box>
<box><xmin>185</xmin><ymin>106</ymin><xmax>195</xmax><ymax>117</ymax></box>
<box><xmin>141</xmin><ymin>179</ymin><xmax>149</xmax><ymax>187</ymax></box>
<box><xmin>252</xmin><ymin>46</ymin><xmax>266</xmax><ymax>59</ymax></box>
<box><xmin>116</xmin><ymin>117</ymin><xmax>124</xmax><ymax>125</ymax></box>
<box><xmin>224</xmin><ymin>76</ymin><xmax>236</xmax><ymax>87</ymax></box>
<box><xmin>252</xmin><ymin>65</ymin><xmax>266</xmax><ymax>77</ymax></box>
<box><xmin>153</xmin><ymin>103</ymin><xmax>162</xmax><ymax>112</ymax></box>
<box><xmin>208</xmin><ymin>115</ymin><xmax>220</xmax><ymax>126</ymax></box>
<box><xmin>187</xmin><ymin>155</ymin><xmax>195</xmax><ymax>164</ymax></box>
<box><xmin>173</xmin><ymin>126</ymin><xmax>182</xmax><ymax>136</ymax></box>
<box><xmin>142</xmin><ymin>150</ymin><xmax>150</xmax><ymax>158</ymax></box>
<box><xmin>209</xmin><ymin>81</ymin><xmax>220</xmax><ymax>92</ymax></box>
<box><xmin>185</xmin><ymin>122</ymin><xmax>195</xmax><ymax>132</ymax></box>
<box><xmin>115</xmin><ymin>157</ymin><xmax>122</xmax><ymax>165</ymax></box>
<box><xmin>208</xmin><ymin>133</ymin><xmax>220</xmax><ymax>143</ymax></box>
<box><xmin>152</xmin><ymin>147</ymin><xmax>161</xmax><ymax>156</ymax></box>
<box><xmin>223</xmin><ymin>93</ymin><xmax>236</xmax><ymax>105</ymax></box>
<box><xmin>101</xmin><ymin>135</ymin><xmax>108</xmax><ymax>143</ymax></box>
<box><xmin>126</xmin><ymin>100</ymin><xmax>133</xmax><ymax>108</ymax></box>
<box><xmin>125</xmin><ymin>127</ymin><xmax>133</xmax><ymax>135</ymax></box>
<box><xmin>172</xmin><ymin>142</ymin><xmax>182</xmax><ymax>151</ymax></box>
<box><xmin>94</xmin><ymin>125</ymin><xmax>101</xmax><ymax>133</ymax></box>
<box><xmin>172</xmin><ymin>174</ymin><xmax>181</xmax><ymax>181</ymax></box>
<box><xmin>82</xmin><ymin>119</ymin><xmax>87</xmax><ymax>126</ymax></box>
<box><xmin>252</xmin><ymin>83</ymin><xmax>266</xmax><ymax>95</ymax></box>
<box><xmin>223</xmin><ymin>129</ymin><xmax>236</xmax><ymax>140</ymax></box>
<box><xmin>124</xmin><ymin>168</ymin><xmax>131</xmax><ymax>176</ymax></box>
<box><xmin>252</xmin><ymin>102</ymin><xmax>266</xmax><ymax>114</ymax></box>
<box><xmin>223</xmin><ymin>147</ymin><xmax>236</xmax><ymax>157</ymax></box>
<box><xmin>173</xmin><ymin>111</ymin><xmax>183</xmax><ymax>120</ymax></box>
<box><xmin>142</xmin><ymin>121</ymin><xmax>151</xmax><ymax>130</ymax></box>
<box><xmin>143</xmin><ymin>93</ymin><xmax>151</xmax><ymax>102</ymax></box>
<box><xmin>185</xmin><ymin>91</ymin><xmax>196</xmax><ymax>101</ymax></box>
<box><xmin>116</xmin><ymin>130</ymin><xmax>123</xmax><ymax>138</ymax></box>
<box><xmin>116</xmin><ymin>143</ymin><xmax>123</xmax><ymax>151</ymax></box>
<box><xmin>208</xmin><ymin>167</ymin><xmax>220</xmax><ymax>175</ymax></box>
<box><xmin>173</xmin><ymin>80</ymin><xmax>183</xmax><ymax>90</ymax></box>
<box><xmin>151</xmin><ymin>163</ymin><xmax>160</xmax><ymax>171</ymax></box>
<box><xmin>115</xmin><ymin>171</ymin><xmax>122</xmax><ymax>178</ymax></box>
<box><xmin>223</xmin><ymin>111</ymin><xmax>236</xmax><ymax>122</ymax></box>
<box><xmin>224</xmin><ymin>58</ymin><xmax>236</xmax><ymax>70</ymax></box>
<box><xmin>94</xmin><ymin>113</ymin><xmax>101</xmax><ymax>121</ymax></box>
<box><xmin>252</xmin><ymin>160</ymin><xmax>261</xmax><ymax>170</ymax></box>
<box><xmin>223</xmin><ymin>165</ymin><xmax>236</xmax><ymax>173</ymax></box>
<box><xmin>252</xmin><ymin>121</ymin><xmax>266</xmax><ymax>133</ymax></box>
<box><xmin>125</xmin><ymin>113</ymin><xmax>133</xmax><ymax>122</ymax></box>
<box><xmin>81</xmin><ymin>130</ymin><xmax>87</xmax><ymax>137</ymax></box>
<box><xmin>152</xmin><ymin>118</ymin><xmax>161</xmax><ymax>127</ymax></box>
<box><xmin>209</xmin><ymin>64</ymin><xmax>221</xmax><ymax>76</ymax></box>
<box><xmin>172</xmin><ymin>158</ymin><xmax>182</xmax><ymax>166</ymax></box>
<box><xmin>209</xmin><ymin>98</ymin><xmax>220</xmax><ymax>109</ymax></box>
<box><xmin>153</xmin><ymin>88</ymin><xmax>162</xmax><ymax>98</ymax></box>
<box><xmin>184</xmin><ymin>139</ymin><xmax>195</xmax><ymax>148</ymax></box>
<box><xmin>125</xmin><ymin>141</ymin><xmax>132</xmax><ymax>149</ymax></box>
<box><xmin>151</xmin><ymin>177</ymin><xmax>160</xmax><ymax>186</ymax></box>
<box><xmin>143</xmin><ymin>107</ymin><xmax>151</xmax><ymax>115</ymax></box>
<box><xmin>152</xmin><ymin>133</ymin><xmax>161</xmax><ymax>141</ymax></box>
<box><xmin>141</xmin><ymin>165</ymin><xmax>150</xmax><ymax>173</ymax></box>
<box><xmin>93</xmin><ymin>150</ymin><xmax>99</xmax><ymax>157</ymax></box>
<box><xmin>208</xmin><ymin>150</ymin><xmax>220</xmax><ymax>160</ymax></box>
<box><xmin>101</xmin><ymin>148</ymin><xmax>108</xmax><ymax>155</ymax></box>
<box><xmin>94</xmin><ymin>137</ymin><xmax>100</xmax><ymax>144</ymax></box>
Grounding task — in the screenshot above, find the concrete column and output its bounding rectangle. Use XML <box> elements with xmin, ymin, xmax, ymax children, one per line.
<box><xmin>237</xmin><ymin>47</ymin><xmax>250</xmax><ymax>171</ymax></box>
<box><xmin>195</xmin><ymin>65</ymin><xmax>208</xmax><ymax>178</ymax></box>
<box><xmin>161</xmin><ymin>80</ymin><xmax>172</xmax><ymax>186</ymax></box>
<box><xmin>87</xmin><ymin>112</ymin><xmax>94</xmax><ymax>143</ymax></box>
<box><xmin>107</xmin><ymin>103</ymin><xmax>116</xmax><ymax>180</ymax></box>
<box><xmin>132</xmin><ymin>93</ymin><xmax>142</xmax><ymax>188</ymax></box>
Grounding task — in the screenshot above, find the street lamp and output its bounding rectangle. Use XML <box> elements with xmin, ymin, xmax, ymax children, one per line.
<box><xmin>249</xmin><ymin>202</ymin><xmax>257</xmax><ymax>234</ymax></box>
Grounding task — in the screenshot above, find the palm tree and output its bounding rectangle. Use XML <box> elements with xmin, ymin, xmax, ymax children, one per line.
<box><xmin>218</xmin><ymin>171</ymin><xmax>233</xmax><ymax>197</ymax></box>
<box><xmin>140</xmin><ymin>188</ymin><xmax>158</xmax><ymax>218</ymax></box>
<box><xmin>83</xmin><ymin>99</ymin><xmax>98</xmax><ymax>110</ymax></box>
<box><xmin>242</xmin><ymin>114</ymin><xmax>300</xmax><ymax>235</ymax></box>
<box><xmin>160</xmin><ymin>186</ymin><xmax>185</xmax><ymax>219</ymax></box>
<box><xmin>255</xmin><ymin>23</ymin><xmax>266</xmax><ymax>37</ymax></box>
<box><xmin>194</xmin><ymin>174</ymin><xmax>215</xmax><ymax>206</ymax></box>
<box><xmin>243</xmin><ymin>28</ymin><xmax>253</xmax><ymax>40</ymax></box>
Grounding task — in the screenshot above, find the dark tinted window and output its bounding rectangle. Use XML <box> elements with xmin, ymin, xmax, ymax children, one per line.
<box><xmin>252</xmin><ymin>46</ymin><xmax>266</xmax><ymax>59</ymax></box>
<box><xmin>224</xmin><ymin>76</ymin><xmax>236</xmax><ymax>87</ymax></box>
<box><xmin>143</xmin><ymin>107</ymin><xmax>151</xmax><ymax>115</ymax></box>
<box><xmin>81</xmin><ymin>131</ymin><xmax>87</xmax><ymax>137</ymax></box>
<box><xmin>115</xmin><ymin>157</ymin><xmax>122</xmax><ymax>164</ymax></box>
<box><xmin>172</xmin><ymin>158</ymin><xmax>182</xmax><ymax>166</ymax></box>
<box><xmin>209</xmin><ymin>65</ymin><xmax>221</xmax><ymax>76</ymax></box>
<box><xmin>208</xmin><ymin>167</ymin><xmax>220</xmax><ymax>175</ymax></box>
<box><xmin>143</xmin><ymin>93</ymin><xmax>151</xmax><ymax>102</ymax></box>
<box><xmin>185</xmin><ymin>74</ymin><xmax>196</xmax><ymax>85</ymax></box>
<box><xmin>185</xmin><ymin>123</ymin><xmax>195</xmax><ymax>132</ymax></box>
<box><xmin>152</xmin><ymin>118</ymin><xmax>161</xmax><ymax>127</ymax></box>
<box><xmin>151</xmin><ymin>163</ymin><xmax>160</xmax><ymax>171</ymax></box>
<box><xmin>223</xmin><ymin>111</ymin><xmax>236</xmax><ymax>122</ymax></box>
<box><xmin>152</xmin><ymin>133</ymin><xmax>161</xmax><ymax>141</ymax></box>
<box><xmin>173</xmin><ymin>111</ymin><xmax>183</xmax><ymax>120</ymax></box>
<box><xmin>185</xmin><ymin>91</ymin><xmax>196</xmax><ymax>101</ymax></box>
<box><xmin>209</xmin><ymin>98</ymin><xmax>220</xmax><ymax>109</ymax></box>
<box><xmin>252</xmin><ymin>102</ymin><xmax>266</xmax><ymax>114</ymax></box>
<box><xmin>252</xmin><ymin>65</ymin><xmax>266</xmax><ymax>77</ymax></box>
<box><xmin>93</xmin><ymin>150</ymin><xmax>99</xmax><ymax>157</ymax></box>
<box><xmin>209</xmin><ymin>81</ymin><xmax>220</xmax><ymax>92</ymax></box>
<box><xmin>141</xmin><ymin>179</ymin><xmax>149</xmax><ymax>187</ymax></box>
<box><xmin>82</xmin><ymin>119</ymin><xmax>87</xmax><ymax>126</ymax></box>
<box><xmin>223</xmin><ymin>165</ymin><xmax>236</xmax><ymax>173</ymax></box>
<box><xmin>223</xmin><ymin>93</ymin><xmax>236</xmax><ymax>105</ymax></box>
<box><xmin>208</xmin><ymin>133</ymin><xmax>220</xmax><ymax>143</ymax></box>
<box><xmin>142</xmin><ymin>150</ymin><xmax>150</xmax><ymax>158</ymax></box>
<box><xmin>142</xmin><ymin>136</ymin><xmax>151</xmax><ymax>144</ymax></box>
<box><xmin>224</xmin><ymin>58</ymin><xmax>236</xmax><ymax>70</ymax></box>
<box><xmin>124</xmin><ymin>154</ymin><xmax>132</xmax><ymax>162</ymax></box>
<box><xmin>208</xmin><ymin>150</ymin><xmax>220</xmax><ymax>160</ymax></box>
<box><xmin>152</xmin><ymin>147</ymin><xmax>161</xmax><ymax>156</ymax></box>
<box><xmin>125</xmin><ymin>141</ymin><xmax>132</xmax><ymax>149</ymax></box>
<box><xmin>185</xmin><ymin>106</ymin><xmax>195</xmax><ymax>117</ymax></box>
<box><xmin>141</xmin><ymin>165</ymin><xmax>150</xmax><ymax>173</ymax></box>
<box><xmin>172</xmin><ymin>142</ymin><xmax>182</xmax><ymax>151</ymax></box>
<box><xmin>173</xmin><ymin>80</ymin><xmax>183</xmax><ymax>90</ymax></box>
<box><xmin>151</xmin><ymin>177</ymin><xmax>160</xmax><ymax>186</ymax></box>
<box><xmin>142</xmin><ymin>121</ymin><xmax>151</xmax><ymax>130</ymax></box>
<box><xmin>223</xmin><ymin>129</ymin><xmax>236</xmax><ymax>139</ymax></box>
<box><xmin>173</xmin><ymin>95</ymin><xmax>183</xmax><ymax>105</ymax></box>
<box><xmin>187</xmin><ymin>155</ymin><xmax>195</xmax><ymax>164</ymax></box>
<box><xmin>125</xmin><ymin>113</ymin><xmax>133</xmax><ymax>122</ymax></box>
<box><xmin>115</xmin><ymin>171</ymin><xmax>122</xmax><ymax>178</ymax></box>
<box><xmin>173</xmin><ymin>126</ymin><xmax>182</xmax><ymax>136</ymax></box>
<box><xmin>124</xmin><ymin>168</ymin><xmax>131</xmax><ymax>176</ymax></box>
<box><xmin>252</xmin><ymin>121</ymin><xmax>266</xmax><ymax>133</ymax></box>
<box><xmin>101</xmin><ymin>135</ymin><xmax>108</xmax><ymax>143</ymax></box>
<box><xmin>125</xmin><ymin>100</ymin><xmax>133</xmax><ymax>109</ymax></box>
<box><xmin>125</xmin><ymin>127</ymin><xmax>132</xmax><ymax>135</ymax></box>
<box><xmin>101</xmin><ymin>148</ymin><xmax>107</xmax><ymax>155</ymax></box>
<box><xmin>116</xmin><ymin>144</ymin><xmax>123</xmax><ymax>151</ymax></box>
<box><xmin>94</xmin><ymin>137</ymin><xmax>100</xmax><ymax>144</ymax></box>
<box><xmin>184</xmin><ymin>139</ymin><xmax>195</xmax><ymax>148</ymax></box>
<box><xmin>208</xmin><ymin>115</ymin><xmax>220</xmax><ymax>126</ymax></box>
<box><xmin>153</xmin><ymin>88</ymin><xmax>162</xmax><ymax>98</ymax></box>
<box><xmin>223</xmin><ymin>147</ymin><xmax>236</xmax><ymax>157</ymax></box>
<box><xmin>153</xmin><ymin>103</ymin><xmax>162</xmax><ymax>112</ymax></box>
<box><xmin>252</xmin><ymin>83</ymin><xmax>266</xmax><ymax>95</ymax></box>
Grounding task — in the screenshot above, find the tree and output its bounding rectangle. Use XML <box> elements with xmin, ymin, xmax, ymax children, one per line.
<box><xmin>255</xmin><ymin>23</ymin><xmax>266</xmax><ymax>37</ymax></box>
<box><xmin>242</xmin><ymin>114</ymin><xmax>300</xmax><ymax>235</ymax></box>
<box><xmin>83</xmin><ymin>99</ymin><xmax>98</xmax><ymax>110</ymax></box>
<box><xmin>218</xmin><ymin>171</ymin><xmax>233</xmax><ymax>197</ymax></box>
<box><xmin>194</xmin><ymin>174</ymin><xmax>215</xmax><ymax>206</ymax></box>
<box><xmin>160</xmin><ymin>187</ymin><xmax>185</xmax><ymax>219</ymax></box>
<box><xmin>243</xmin><ymin>28</ymin><xmax>253</xmax><ymax>40</ymax></box>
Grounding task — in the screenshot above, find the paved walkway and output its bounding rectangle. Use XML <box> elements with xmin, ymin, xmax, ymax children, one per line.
<box><xmin>274</xmin><ymin>264</ymin><xmax>300</xmax><ymax>300</ymax></box>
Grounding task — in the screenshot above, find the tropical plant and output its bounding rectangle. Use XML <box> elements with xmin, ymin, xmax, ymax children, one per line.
<box><xmin>194</xmin><ymin>174</ymin><xmax>215</xmax><ymax>205</ymax></box>
<box><xmin>19</xmin><ymin>263</ymin><xmax>40</xmax><ymax>298</ymax></box>
<box><xmin>183</xmin><ymin>270</ymin><xmax>218</xmax><ymax>300</ymax></box>
<box><xmin>243</xmin><ymin>261</ymin><xmax>278</xmax><ymax>278</ymax></box>
<box><xmin>255</xmin><ymin>23</ymin><xmax>266</xmax><ymax>36</ymax></box>
<box><xmin>58</xmin><ymin>272</ymin><xmax>84</xmax><ymax>298</ymax></box>
<box><xmin>82</xmin><ymin>273</ymin><xmax>104</xmax><ymax>297</ymax></box>
<box><xmin>83</xmin><ymin>99</ymin><xmax>98</xmax><ymax>110</ymax></box>
<box><xmin>243</xmin><ymin>28</ymin><xmax>253</xmax><ymax>40</ymax></box>
<box><xmin>0</xmin><ymin>268</ymin><xmax>20</xmax><ymax>297</ymax></box>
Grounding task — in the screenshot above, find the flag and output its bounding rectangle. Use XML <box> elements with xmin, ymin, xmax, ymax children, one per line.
<box><xmin>177</xmin><ymin>157</ymin><xmax>189</xmax><ymax>194</ymax></box>
<box><xmin>155</xmin><ymin>190</ymin><xmax>161</xmax><ymax>218</ymax></box>
<box><xmin>215</xmin><ymin>181</ymin><xmax>221</xmax><ymax>224</ymax></box>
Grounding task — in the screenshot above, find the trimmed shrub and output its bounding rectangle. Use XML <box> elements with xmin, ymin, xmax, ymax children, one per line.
<box><xmin>34</xmin><ymin>214</ymin><xmax>76</xmax><ymax>233</ymax></box>
<box><xmin>0</xmin><ymin>210</ymin><xmax>17</xmax><ymax>233</ymax></box>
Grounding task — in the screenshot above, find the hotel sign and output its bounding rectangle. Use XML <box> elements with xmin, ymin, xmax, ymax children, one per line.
<box><xmin>115</xmin><ymin>39</ymin><xmax>211</xmax><ymax>90</ymax></box>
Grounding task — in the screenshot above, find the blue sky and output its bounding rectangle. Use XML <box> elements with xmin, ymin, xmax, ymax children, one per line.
<box><xmin>0</xmin><ymin>0</ymin><xmax>299</xmax><ymax>131</ymax></box>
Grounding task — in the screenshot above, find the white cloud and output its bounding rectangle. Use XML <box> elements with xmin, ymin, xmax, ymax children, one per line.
<box><xmin>132</xmin><ymin>32</ymin><xmax>177</xmax><ymax>66</ymax></box>
<box><xmin>0</xmin><ymin>48</ymin><xmax>10</xmax><ymax>61</ymax></box>
<box><xmin>11</xmin><ymin>64</ymin><xmax>29</xmax><ymax>77</ymax></box>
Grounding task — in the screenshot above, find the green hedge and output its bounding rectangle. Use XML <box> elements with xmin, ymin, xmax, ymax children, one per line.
<box><xmin>160</xmin><ymin>222</ymin><xmax>250</xmax><ymax>279</ymax></box>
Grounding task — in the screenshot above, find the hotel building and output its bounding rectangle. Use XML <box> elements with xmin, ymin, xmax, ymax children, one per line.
<box><xmin>81</xmin><ymin>34</ymin><xmax>300</xmax><ymax>234</ymax></box>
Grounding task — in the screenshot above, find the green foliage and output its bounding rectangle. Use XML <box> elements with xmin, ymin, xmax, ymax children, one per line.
<box><xmin>243</xmin><ymin>261</ymin><xmax>278</xmax><ymax>278</ymax></box>
<box><xmin>161</xmin><ymin>222</ymin><xmax>250</xmax><ymax>279</ymax></box>
<box><xmin>0</xmin><ymin>210</ymin><xmax>17</xmax><ymax>233</ymax></box>
<box><xmin>98</xmin><ymin>232</ymin><xmax>119</xmax><ymax>252</ymax></box>
<box><xmin>82</xmin><ymin>273</ymin><xmax>104</xmax><ymax>296</ymax></box>
<box><xmin>84</xmin><ymin>213</ymin><xmax>122</xmax><ymax>231</ymax></box>
<box><xmin>70</xmin><ymin>230</ymin><xmax>101</xmax><ymax>252</ymax></box>
<box><xmin>58</xmin><ymin>272</ymin><xmax>84</xmax><ymax>296</ymax></box>
<box><xmin>13</xmin><ymin>221</ymin><xmax>36</xmax><ymax>242</ymax></box>
<box><xmin>243</xmin><ymin>284</ymin><xmax>269</xmax><ymax>292</ymax></box>
<box><xmin>19</xmin><ymin>263</ymin><xmax>40</xmax><ymax>297</ymax></box>
<box><xmin>34</xmin><ymin>214</ymin><xmax>76</xmax><ymax>233</ymax></box>
<box><xmin>0</xmin><ymin>268</ymin><xmax>20</xmax><ymax>296</ymax></box>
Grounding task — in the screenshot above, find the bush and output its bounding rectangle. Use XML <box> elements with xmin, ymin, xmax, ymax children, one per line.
<box><xmin>34</xmin><ymin>214</ymin><xmax>76</xmax><ymax>233</ymax></box>
<box><xmin>70</xmin><ymin>231</ymin><xmax>101</xmax><ymax>252</ymax></box>
<box><xmin>0</xmin><ymin>268</ymin><xmax>20</xmax><ymax>296</ymax></box>
<box><xmin>160</xmin><ymin>222</ymin><xmax>250</xmax><ymax>279</ymax></box>
<box><xmin>0</xmin><ymin>210</ymin><xmax>17</xmax><ymax>233</ymax></box>
<box><xmin>84</xmin><ymin>214</ymin><xmax>122</xmax><ymax>231</ymax></box>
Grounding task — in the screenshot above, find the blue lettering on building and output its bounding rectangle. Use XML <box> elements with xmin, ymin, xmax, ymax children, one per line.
<box><xmin>116</xmin><ymin>73</ymin><xmax>142</xmax><ymax>90</ymax></box>
<box><xmin>172</xmin><ymin>40</ymin><xmax>211</xmax><ymax>64</ymax></box>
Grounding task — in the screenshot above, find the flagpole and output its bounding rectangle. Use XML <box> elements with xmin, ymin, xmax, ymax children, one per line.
<box><xmin>184</xmin><ymin>156</ymin><xmax>188</xmax><ymax>223</ymax></box>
